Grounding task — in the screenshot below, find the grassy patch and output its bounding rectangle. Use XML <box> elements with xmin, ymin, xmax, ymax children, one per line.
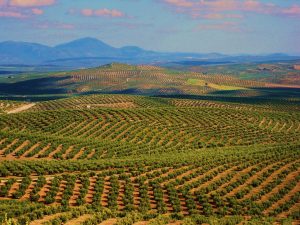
<box><xmin>187</xmin><ymin>78</ymin><xmax>248</xmax><ymax>90</ymax></box>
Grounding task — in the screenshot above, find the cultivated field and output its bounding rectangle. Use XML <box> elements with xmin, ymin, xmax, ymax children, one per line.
<box><xmin>0</xmin><ymin>63</ymin><xmax>299</xmax><ymax>224</ymax></box>
<box><xmin>0</xmin><ymin>93</ymin><xmax>299</xmax><ymax>225</ymax></box>
<box><xmin>1</xmin><ymin>63</ymin><xmax>300</xmax><ymax>98</ymax></box>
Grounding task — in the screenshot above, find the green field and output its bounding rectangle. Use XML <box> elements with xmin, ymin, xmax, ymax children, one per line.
<box><xmin>187</xmin><ymin>79</ymin><xmax>248</xmax><ymax>91</ymax></box>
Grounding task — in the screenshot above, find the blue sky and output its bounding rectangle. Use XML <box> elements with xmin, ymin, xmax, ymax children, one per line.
<box><xmin>0</xmin><ymin>0</ymin><xmax>299</xmax><ymax>54</ymax></box>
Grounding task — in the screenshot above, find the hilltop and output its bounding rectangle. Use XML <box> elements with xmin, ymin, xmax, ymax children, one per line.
<box><xmin>1</xmin><ymin>63</ymin><xmax>300</xmax><ymax>100</ymax></box>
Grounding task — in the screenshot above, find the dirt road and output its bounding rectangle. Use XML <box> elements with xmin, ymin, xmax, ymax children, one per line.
<box><xmin>6</xmin><ymin>103</ymin><xmax>36</xmax><ymax>114</ymax></box>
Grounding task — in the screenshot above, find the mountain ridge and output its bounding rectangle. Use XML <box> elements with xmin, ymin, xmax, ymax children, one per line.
<box><xmin>0</xmin><ymin>37</ymin><xmax>299</xmax><ymax>67</ymax></box>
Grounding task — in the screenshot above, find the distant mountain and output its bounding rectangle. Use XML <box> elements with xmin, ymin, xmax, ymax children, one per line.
<box><xmin>0</xmin><ymin>41</ymin><xmax>60</xmax><ymax>64</ymax></box>
<box><xmin>0</xmin><ymin>37</ymin><xmax>299</xmax><ymax>67</ymax></box>
<box><xmin>0</xmin><ymin>38</ymin><xmax>161</xmax><ymax>65</ymax></box>
<box><xmin>119</xmin><ymin>46</ymin><xmax>155</xmax><ymax>57</ymax></box>
<box><xmin>55</xmin><ymin>37</ymin><xmax>120</xmax><ymax>58</ymax></box>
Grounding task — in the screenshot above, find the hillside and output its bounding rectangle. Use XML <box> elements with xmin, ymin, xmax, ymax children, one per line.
<box><xmin>1</xmin><ymin>63</ymin><xmax>300</xmax><ymax>100</ymax></box>
<box><xmin>164</xmin><ymin>60</ymin><xmax>300</xmax><ymax>87</ymax></box>
<box><xmin>0</xmin><ymin>63</ymin><xmax>299</xmax><ymax>224</ymax></box>
<box><xmin>0</xmin><ymin>93</ymin><xmax>299</xmax><ymax>224</ymax></box>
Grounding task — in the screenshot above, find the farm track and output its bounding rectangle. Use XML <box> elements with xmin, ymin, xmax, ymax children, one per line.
<box><xmin>29</xmin><ymin>212</ymin><xmax>66</xmax><ymax>225</ymax></box>
<box><xmin>6</xmin><ymin>103</ymin><xmax>36</xmax><ymax>114</ymax></box>
<box><xmin>99</xmin><ymin>219</ymin><xmax>117</xmax><ymax>225</ymax></box>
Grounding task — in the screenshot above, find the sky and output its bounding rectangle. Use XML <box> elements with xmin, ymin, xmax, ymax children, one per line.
<box><xmin>0</xmin><ymin>0</ymin><xmax>299</xmax><ymax>54</ymax></box>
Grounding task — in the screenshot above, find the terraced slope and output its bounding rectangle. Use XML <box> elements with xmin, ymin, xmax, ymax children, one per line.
<box><xmin>64</xmin><ymin>63</ymin><xmax>299</xmax><ymax>96</ymax></box>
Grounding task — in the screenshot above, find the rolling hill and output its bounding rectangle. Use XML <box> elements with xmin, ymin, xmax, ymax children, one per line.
<box><xmin>0</xmin><ymin>93</ymin><xmax>299</xmax><ymax>224</ymax></box>
<box><xmin>1</xmin><ymin>63</ymin><xmax>300</xmax><ymax>101</ymax></box>
<box><xmin>0</xmin><ymin>62</ymin><xmax>299</xmax><ymax>224</ymax></box>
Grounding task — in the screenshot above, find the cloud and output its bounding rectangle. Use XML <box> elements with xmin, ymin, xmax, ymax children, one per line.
<box><xmin>33</xmin><ymin>21</ymin><xmax>75</xmax><ymax>30</ymax></box>
<box><xmin>81</xmin><ymin>8</ymin><xmax>126</xmax><ymax>18</ymax></box>
<box><xmin>161</xmin><ymin>0</ymin><xmax>300</xmax><ymax>18</ymax></box>
<box><xmin>282</xmin><ymin>5</ymin><xmax>300</xmax><ymax>17</ymax></box>
<box><xmin>0</xmin><ymin>10</ymin><xmax>26</xmax><ymax>18</ymax></box>
<box><xmin>0</xmin><ymin>7</ymin><xmax>43</xmax><ymax>18</ymax></box>
<box><xmin>31</xmin><ymin>8</ymin><xmax>43</xmax><ymax>15</ymax></box>
<box><xmin>81</xmin><ymin>9</ymin><xmax>93</xmax><ymax>17</ymax></box>
<box><xmin>163</xmin><ymin>0</ymin><xmax>193</xmax><ymax>8</ymax></box>
<box><xmin>201</xmin><ymin>0</ymin><xmax>238</xmax><ymax>11</ymax></box>
<box><xmin>243</xmin><ymin>0</ymin><xmax>261</xmax><ymax>11</ymax></box>
<box><xmin>0</xmin><ymin>0</ymin><xmax>55</xmax><ymax>18</ymax></box>
<box><xmin>9</xmin><ymin>0</ymin><xmax>55</xmax><ymax>7</ymax></box>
